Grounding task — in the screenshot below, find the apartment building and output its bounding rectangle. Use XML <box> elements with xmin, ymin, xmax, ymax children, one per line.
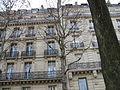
<box><xmin>0</xmin><ymin>2</ymin><xmax>120</xmax><ymax>90</ymax></box>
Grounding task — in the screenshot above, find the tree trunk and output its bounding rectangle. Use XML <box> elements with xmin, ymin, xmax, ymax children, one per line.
<box><xmin>60</xmin><ymin>45</ymin><xmax>67</xmax><ymax>90</ymax></box>
<box><xmin>87</xmin><ymin>0</ymin><xmax>120</xmax><ymax>90</ymax></box>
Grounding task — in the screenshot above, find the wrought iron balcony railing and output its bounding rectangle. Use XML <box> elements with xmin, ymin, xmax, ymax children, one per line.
<box><xmin>68</xmin><ymin>61</ymin><xmax>101</xmax><ymax>70</ymax></box>
<box><xmin>21</xmin><ymin>50</ymin><xmax>36</xmax><ymax>57</ymax></box>
<box><xmin>10</xmin><ymin>35</ymin><xmax>20</xmax><ymax>38</ymax></box>
<box><xmin>0</xmin><ymin>71</ymin><xmax>62</xmax><ymax>81</ymax></box>
<box><xmin>44</xmin><ymin>49</ymin><xmax>59</xmax><ymax>57</ymax></box>
<box><xmin>70</xmin><ymin>42</ymin><xmax>84</xmax><ymax>49</ymax></box>
<box><xmin>5</xmin><ymin>51</ymin><xmax>19</xmax><ymax>58</ymax></box>
<box><xmin>46</xmin><ymin>33</ymin><xmax>56</xmax><ymax>36</ymax></box>
<box><xmin>25</xmin><ymin>34</ymin><xmax>35</xmax><ymax>37</ymax></box>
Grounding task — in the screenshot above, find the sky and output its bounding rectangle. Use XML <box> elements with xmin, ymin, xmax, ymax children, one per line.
<box><xmin>28</xmin><ymin>0</ymin><xmax>120</xmax><ymax>9</ymax></box>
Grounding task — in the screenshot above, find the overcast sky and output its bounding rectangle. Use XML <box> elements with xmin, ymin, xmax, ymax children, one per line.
<box><xmin>28</xmin><ymin>0</ymin><xmax>120</xmax><ymax>9</ymax></box>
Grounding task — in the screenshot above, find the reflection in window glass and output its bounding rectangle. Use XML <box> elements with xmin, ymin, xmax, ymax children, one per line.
<box><xmin>79</xmin><ymin>78</ymin><xmax>88</xmax><ymax>90</ymax></box>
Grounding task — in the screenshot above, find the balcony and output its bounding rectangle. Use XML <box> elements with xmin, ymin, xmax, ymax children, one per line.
<box><xmin>9</xmin><ymin>35</ymin><xmax>20</xmax><ymax>41</ymax></box>
<box><xmin>5</xmin><ymin>51</ymin><xmax>19</xmax><ymax>59</ymax></box>
<box><xmin>24</xmin><ymin>34</ymin><xmax>36</xmax><ymax>40</ymax></box>
<box><xmin>70</xmin><ymin>42</ymin><xmax>84</xmax><ymax>49</ymax></box>
<box><xmin>68</xmin><ymin>61</ymin><xmax>101</xmax><ymax>70</ymax></box>
<box><xmin>25</xmin><ymin>34</ymin><xmax>35</xmax><ymax>37</ymax></box>
<box><xmin>21</xmin><ymin>50</ymin><xmax>36</xmax><ymax>58</ymax></box>
<box><xmin>45</xmin><ymin>33</ymin><xmax>56</xmax><ymax>39</ymax></box>
<box><xmin>44</xmin><ymin>49</ymin><xmax>59</xmax><ymax>57</ymax></box>
<box><xmin>0</xmin><ymin>71</ymin><xmax>62</xmax><ymax>81</ymax></box>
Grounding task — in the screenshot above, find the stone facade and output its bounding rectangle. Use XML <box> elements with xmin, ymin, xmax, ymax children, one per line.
<box><xmin>0</xmin><ymin>3</ymin><xmax>120</xmax><ymax>90</ymax></box>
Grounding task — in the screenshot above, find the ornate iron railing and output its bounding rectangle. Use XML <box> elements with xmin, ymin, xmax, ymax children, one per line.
<box><xmin>44</xmin><ymin>49</ymin><xmax>59</xmax><ymax>56</ymax></box>
<box><xmin>5</xmin><ymin>51</ymin><xmax>19</xmax><ymax>58</ymax></box>
<box><xmin>68</xmin><ymin>61</ymin><xmax>101</xmax><ymax>70</ymax></box>
<box><xmin>21</xmin><ymin>50</ymin><xmax>36</xmax><ymax>57</ymax></box>
<box><xmin>0</xmin><ymin>71</ymin><xmax>62</xmax><ymax>81</ymax></box>
<box><xmin>25</xmin><ymin>34</ymin><xmax>35</xmax><ymax>37</ymax></box>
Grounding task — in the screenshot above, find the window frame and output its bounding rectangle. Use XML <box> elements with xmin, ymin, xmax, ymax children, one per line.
<box><xmin>78</xmin><ymin>77</ymin><xmax>88</xmax><ymax>90</ymax></box>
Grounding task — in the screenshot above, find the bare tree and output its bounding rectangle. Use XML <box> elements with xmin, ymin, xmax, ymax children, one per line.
<box><xmin>37</xmin><ymin>1</ymin><xmax>93</xmax><ymax>90</ymax></box>
<box><xmin>0</xmin><ymin>0</ymin><xmax>30</xmax><ymax>58</ymax></box>
<box><xmin>87</xmin><ymin>0</ymin><xmax>120</xmax><ymax>90</ymax></box>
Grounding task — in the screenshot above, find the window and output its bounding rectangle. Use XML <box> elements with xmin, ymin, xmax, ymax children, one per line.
<box><xmin>117</xmin><ymin>20</ymin><xmax>120</xmax><ymax>28</ymax></box>
<box><xmin>0</xmin><ymin>29</ymin><xmax>4</xmax><ymax>38</ymax></box>
<box><xmin>92</xmin><ymin>35</ymin><xmax>98</xmax><ymax>48</ymax></box>
<box><xmin>10</xmin><ymin>43</ymin><xmax>17</xmax><ymax>57</ymax></box>
<box><xmin>30</xmin><ymin>16</ymin><xmax>36</xmax><ymax>21</ymax></box>
<box><xmin>48</xmin><ymin>86</ymin><xmax>56</xmax><ymax>90</ymax></box>
<box><xmin>26</xmin><ymin>42</ymin><xmax>33</xmax><ymax>56</ymax></box>
<box><xmin>89</xmin><ymin>20</ymin><xmax>94</xmax><ymax>29</ymax></box>
<box><xmin>47</xmin><ymin>16</ymin><xmax>54</xmax><ymax>21</ymax></box>
<box><xmin>71</xmin><ymin>41</ymin><xmax>84</xmax><ymax>48</ymax></box>
<box><xmin>32</xmin><ymin>9</ymin><xmax>38</xmax><ymax>13</ymax></box>
<box><xmin>47</xmin><ymin>41</ymin><xmax>55</xmax><ymax>55</ymax></box>
<box><xmin>27</xmin><ymin>27</ymin><xmax>35</xmax><ymax>37</ymax></box>
<box><xmin>2</xmin><ymin>88</ymin><xmax>11</xmax><ymax>90</ymax></box>
<box><xmin>48</xmin><ymin>61</ymin><xmax>56</xmax><ymax>77</ymax></box>
<box><xmin>47</xmin><ymin>26</ymin><xmax>55</xmax><ymax>36</ymax></box>
<box><xmin>70</xmin><ymin>21</ymin><xmax>78</xmax><ymax>30</ymax></box>
<box><xmin>79</xmin><ymin>78</ymin><xmax>88</xmax><ymax>90</ymax></box>
<box><xmin>0</xmin><ymin>44</ymin><xmax>3</xmax><ymax>52</ymax></box>
<box><xmin>24</xmin><ymin>62</ymin><xmax>32</xmax><ymax>79</ymax></box>
<box><xmin>6</xmin><ymin>63</ymin><xmax>14</xmax><ymax>80</ymax></box>
<box><xmin>22</xmin><ymin>87</ymin><xmax>31</xmax><ymax>90</ymax></box>
<box><xmin>11</xmin><ymin>28</ymin><xmax>20</xmax><ymax>38</ymax></box>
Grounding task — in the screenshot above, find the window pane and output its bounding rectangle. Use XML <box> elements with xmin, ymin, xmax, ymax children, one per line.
<box><xmin>22</xmin><ymin>87</ymin><xmax>31</xmax><ymax>90</ymax></box>
<box><xmin>24</xmin><ymin>62</ymin><xmax>32</xmax><ymax>79</ymax></box>
<box><xmin>48</xmin><ymin>86</ymin><xmax>56</xmax><ymax>90</ymax></box>
<box><xmin>48</xmin><ymin>61</ymin><xmax>56</xmax><ymax>77</ymax></box>
<box><xmin>89</xmin><ymin>20</ymin><xmax>94</xmax><ymax>29</ymax></box>
<box><xmin>79</xmin><ymin>78</ymin><xmax>88</xmax><ymax>90</ymax></box>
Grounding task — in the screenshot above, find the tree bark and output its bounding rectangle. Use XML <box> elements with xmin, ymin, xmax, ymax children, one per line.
<box><xmin>87</xmin><ymin>0</ymin><xmax>120</xmax><ymax>90</ymax></box>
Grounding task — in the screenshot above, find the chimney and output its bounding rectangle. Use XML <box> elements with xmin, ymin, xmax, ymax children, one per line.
<box><xmin>75</xmin><ymin>2</ymin><xmax>78</xmax><ymax>6</ymax></box>
<box><xmin>41</xmin><ymin>5</ymin><xmax>44</xmax><ymax>9</ymax></box>
<box><xmin>57</xmin><ymin>0</ymin><xmax>61</xmax><ymax>8</ymax></box>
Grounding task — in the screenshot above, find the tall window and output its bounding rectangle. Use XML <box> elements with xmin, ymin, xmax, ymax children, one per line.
<box><xmin>6</xmin><ymin>63</ymin><xmax>14</xmax><ymax>80</ymax></box>
<box><xmin>70</xmin><ymin>21</ymin><xmax>78</xmax><ymax>30</ymax></box>
<box><xmin>48</xmin><ymin>86</ymin><xmax>56</xmax><ymax>90</ymax></box>
<box><xmin>92</xmin><ymin>35</ymin><xmax>98</xmax><ymax>48</ymax></box>
<box><xmin>48</xmin><ymin>61</ymin><xmax>56</xmax><ymax>77</ymax></box>
<box><xmin>22</xmin><ymin>87</ymin><xmax>31</xmax><ymax>90</ymax></box>
<box><xmin>0</xmin><ymin>29</ymin><xmax>4</xmax><ymax>38</ymax></box>
<box><xmin>10</xmin><ymin>43</ymin><xmax>17</xmax><ymax>57</ymax></box>
<box><xmin>47</xmin><ymin>41</ymin><xmax>55</xmax><ymax>55</ymax></box>
<box><xmin>27</xmin><ymin>27</ymin><xmax>35</xmax><ymax>36</ymax></box>
<box><xmin>47</xmin><ymin>26</ymin><xmax>54</xmax><ymax>35</ymax></box>
<box><xmin>26</xmin><ymin>42</ymin><xmax>33</xmax><ymax>56</ymax></box>
<box><xmin>2</xmin><ymin>88</ymin><xmax>11</xmax><ymax>90</ymax></box>
<box><xmin>79</xmin><ymin>78</ymin><xmax>88</xmax><ymax>90</ymax></box>
<box><xmin>117</xmin><ymin>20</ymin><xmax>120</xmax><ymax>28</ymax></box>
<box><xmin>0</xmin><ymin>44</ymin><xmax>3</xmax><ymax>52</ymax></box>
<box><xmin>89</xmin><ymin>20</ymin><xmax>94</xmax><ymax>29</ymax></box>
<box><xmin>11</xmin><ymin>28</ymin><xmax>20</xmax><ymax>38</ymax></box>
<box><xmin>24</xmin><ymin>62</ymin><xmax>32</xmax><ymax>79</ymax></box>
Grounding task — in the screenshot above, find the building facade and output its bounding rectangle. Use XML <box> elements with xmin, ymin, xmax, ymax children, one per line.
<box><xmin>0</xmin><ymin>2</ymin><xmax>120</xmax><ymax>90</ymax></box>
